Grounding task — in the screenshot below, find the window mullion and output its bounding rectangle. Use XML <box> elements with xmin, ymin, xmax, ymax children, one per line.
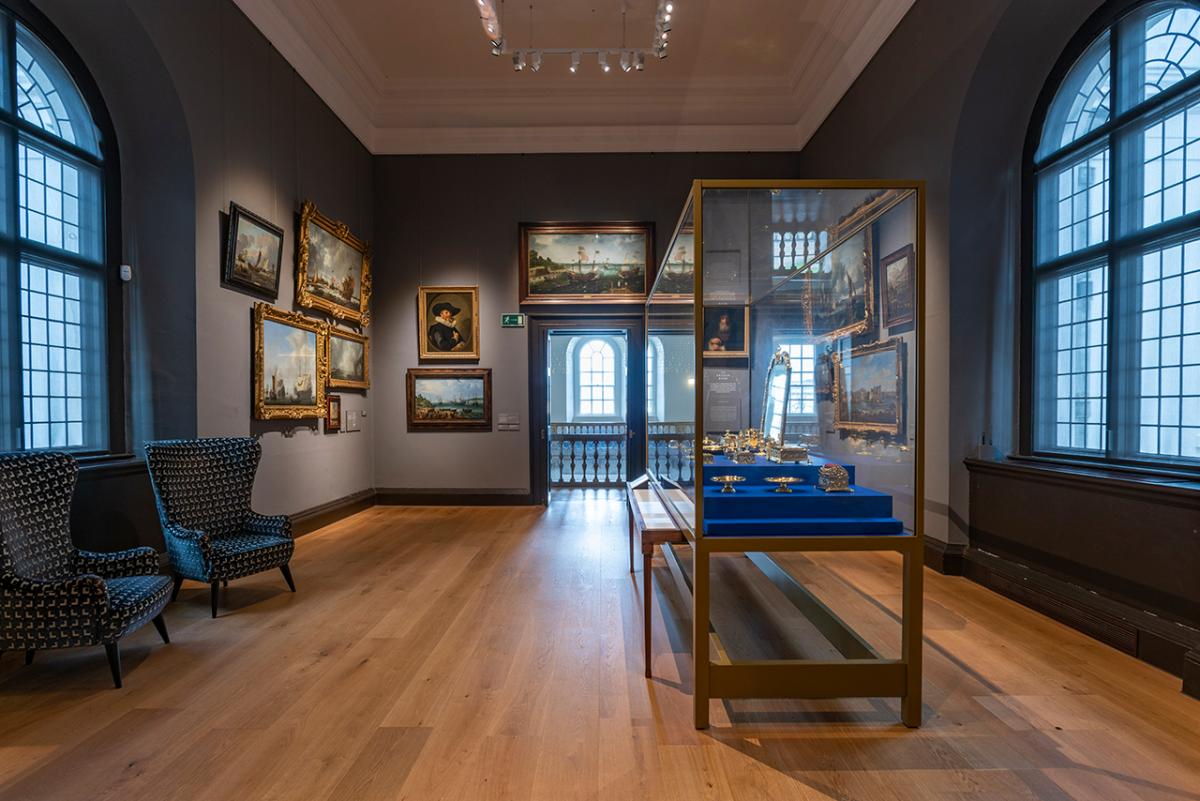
<box><xmin>4</xmin><ymin>14</ymin><xmax>21</xmax><ymax>451</ymax></box>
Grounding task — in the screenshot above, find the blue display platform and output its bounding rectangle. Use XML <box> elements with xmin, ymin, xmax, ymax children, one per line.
<box><xmin>700</xmin><ymin>457</ymin><xmax>903</xmax><ymax>537</ymax></box>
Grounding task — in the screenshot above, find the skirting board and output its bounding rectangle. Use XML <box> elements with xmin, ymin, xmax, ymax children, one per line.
<box><xmin>292</xmin><ymin>489</ymin><xmax>377</xmax><ymax>537</ymax></box>
<box><xmin>375</xmin><ymin>488</ymin><xmax>537</xmax><ymax>506</ymax></box>
<box><xmin>923</xmin><ymin>537</ymin><xmax>965</xmax><ymax>575</ymax></box>
<box><xmin>962</xmin><ymin>546</ymin><xmax>1200</xmax><ymax>699</ymax></box>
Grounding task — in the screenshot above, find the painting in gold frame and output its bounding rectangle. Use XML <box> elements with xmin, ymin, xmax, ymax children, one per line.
<box><xmin>805</xmin><ymin>226</ymin><xmax>873</xmax><ymax>341</ymax></box>
<box><xmin>519</xmin><ymin>222</ymin><xmax>654</xmax><ymax>304</ymax></box>
<box><xmin>406</xmin><ymin>368</ymin><xmax>493</xmax><ymax>432</ymax></box>
<box><xmin>296</xmin><ymin>200</ymin><xmax>372</xmax><ymax>325</ymax></box>
<box><xmin>832</xmin><ymin>339</ymin><xmax>904</xmax><ymax>435</ymax></box>
<box><xmin>327</xmin><ymin>328</ymin><xmax>370</xmax><ymax>390</ymax></box>
<box><xmin>418</xmin><ymin>285</ymin><xmax>480</xmax><ymax>361</ymax></box>
<box><xmin>253</xmin><ymin>302</ymin><xmax>328</xmax><ymax>420</ymax></box>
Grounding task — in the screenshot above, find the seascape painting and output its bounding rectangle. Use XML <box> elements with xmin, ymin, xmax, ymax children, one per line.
<box><xmin>834</xmin><ymin>340</ymin><xmax>903</xmax><ymax>434</ymax></box>
<box><xmin>406</xmin><ymin>369</ymin><xmax>492</xmax><ymax>431</ymax></box>
<box><xmin>520</xmin><ymin>223</ymin><xmax>653</xmax><ymax>303</ymax></box>
<box><xmin>808</xmin><ymin>228</ymin><xmax>872</xmax><ymax>338</ymax></box>
<box><xmin>296</xmin><ymin>200</ymin><xmax>371</xmax><ymax>324</ymax></box>
<box><xmin>223</xmin><ymin>203</ymin><xmax>283</xmax><ymax>298</ymax></box>
<box><xmin>654</xmin><ymin>229</ymin><xmax>694</xmax><ymax>296</ymax></box>
<box><xmin>252</xmin><ymin>302</ymin><xmax>326</xmax><ymax>420</ymax></box>
<box><xmin>328</xmin><ymin>330</ymin><xmax>368</xmax><ymax>389</ymax></box>
<box><xmin>262</xmin><ymin>319</ymin><xmax>317</xmax><ymax>406</ymax></box>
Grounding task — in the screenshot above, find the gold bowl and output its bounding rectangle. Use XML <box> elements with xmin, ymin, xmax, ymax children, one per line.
<box><xmin>710</xmin><ymin>475</ymin><xmax>747</xmax><ymax>493</ymax></box>
<box><xmin>763</xmin><ymin>476</ymin><xmax>802</xmax><ymax>493</ymax></box>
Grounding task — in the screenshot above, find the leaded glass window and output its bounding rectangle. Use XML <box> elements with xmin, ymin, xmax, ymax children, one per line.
<box><xmin>1030</xmin><ymin>1</ymin><xmax>1200</xmax><ymax>467</ymax></box>
<box><xmin>0</xmin><ymin>13</ymin><xmax>109</xmax><ymax>451</ymax></box>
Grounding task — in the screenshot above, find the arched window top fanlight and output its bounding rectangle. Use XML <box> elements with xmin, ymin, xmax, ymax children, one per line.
<box><xmin>1038</xmin><ymin>32</ymin><xmax>1112</xmax><ymax>160</ymax></box>
<box><xmin>1138</xmin><ymin>1</ymin><xmax>1200</xmax><ymax>102</ymax></box>
<box><xmin>14</xmin><ymin>22</ymin><xmax>100</xmax><ymax>156</ymax></box>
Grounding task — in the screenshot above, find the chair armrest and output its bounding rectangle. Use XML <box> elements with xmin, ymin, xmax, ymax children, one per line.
<box><xmin>163</xmin><ymin>524</ymin><xmax>212</xmax><ymax>556</ymax></box>
<box><xmin>5</xmin><ymin>573</ymin><xmax>107</xmax><ymax>600</ymax></box>
<box><xmin>75</xmin><ymin>546</ymin><xmax>160</xmax><ymax>578</ymax></box>
<box><xmin>245</xmin><ymin>512</ymin><xmax>292</xmax><ymax>540</ymax></box>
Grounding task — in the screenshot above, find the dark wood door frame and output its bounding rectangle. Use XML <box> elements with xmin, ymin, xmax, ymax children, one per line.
<box><xmin>528</xmin><ymin>314</ymin><xmax>646</xmax><ymax>505</ymax></box>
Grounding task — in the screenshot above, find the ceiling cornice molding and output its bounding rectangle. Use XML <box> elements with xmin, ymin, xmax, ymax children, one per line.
<box><xmin>371</xmin><ymin>123</ymin><xmax>805</xmax><ymax>155</ymax></box>
<box><xmin>232</xmin><ymin>0</ymin><xmax>915</xmax><ymax>156</ymax></box>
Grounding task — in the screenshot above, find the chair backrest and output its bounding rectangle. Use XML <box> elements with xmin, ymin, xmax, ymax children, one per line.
<box><xmin>0</xmin><ymin>451</ymin><xmax>78</xmax><ymax>582</ymax></box>
<box><xmin>144</xmin><ymin>438</ymin><xmax>260</xmax><ymax>539</ymax></box>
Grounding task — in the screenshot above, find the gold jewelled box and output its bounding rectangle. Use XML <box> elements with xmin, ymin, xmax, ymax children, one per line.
<box><xmin>818</xmin><ymin>462</ymin><xmax>852</xmax><ymax>492</ymax></box>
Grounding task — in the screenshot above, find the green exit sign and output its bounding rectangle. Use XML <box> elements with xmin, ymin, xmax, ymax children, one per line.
<box><xmin>501</xmin><ymin>313</ymin><xmax>526</xmax><ymax>328</ymax></box>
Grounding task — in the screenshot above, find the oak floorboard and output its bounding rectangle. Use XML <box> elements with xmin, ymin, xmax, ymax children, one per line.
<box><xmin>1</xmin><ymin>490</ymin><xmax>1198</xmax><ymax>800</ymax></box>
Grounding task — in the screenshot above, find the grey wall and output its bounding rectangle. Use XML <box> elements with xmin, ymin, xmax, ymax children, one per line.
<box><xmin>372</xmin><ymin>153</ymin><xmax>800</xmax><ymax>493</ymax></box>
<box><xmin>34</xmin><ymin>0</ymin><xmax>376</xmax><ymax>528</ymax></box>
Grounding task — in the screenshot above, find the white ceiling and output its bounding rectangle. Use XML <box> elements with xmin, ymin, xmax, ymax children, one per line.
<box><xmin>231</xmin><ymin>0</ymin><xmax>915</xmax><ymax>154</ymax></box>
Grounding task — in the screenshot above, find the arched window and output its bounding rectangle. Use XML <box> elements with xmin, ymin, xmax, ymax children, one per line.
<box><xmin>0</xmin><ymin>7</ymin><xmax>114</xmax><ymax>452</ymax></box>
<box><xmin>646</xmin><ymin>336</ymin><xmax>665</xmax><ymax>422</ymax></box>
<box><xmin>577</xmin><ymin>338</ymin><xmax>616</xmax><ymax>417</ymax></box>
<box><xmin>1028</xmin><ymin>1</ymin><xmax>1200</xmax><ymax>467</ymax></box>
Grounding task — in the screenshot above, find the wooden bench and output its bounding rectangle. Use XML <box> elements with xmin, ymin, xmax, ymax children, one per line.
<box><xmin>626</xmin><ymin>476</ymin><xmax>686</xmax><ymax>678</ymax></box>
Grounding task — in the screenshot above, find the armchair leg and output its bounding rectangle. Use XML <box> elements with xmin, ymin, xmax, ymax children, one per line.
<box><xmin>280</xmin><ymin>564</ymin><xmax>296</xmax><ymax>592</ymax></box>
<box><xmin>151</xmin><ymin>614</ymin><xmax>170</xmax><ymax>644</ymax></box>
<box><xmin>211</xmin><ymin>581</ymin><xmax>220</xmax><ymax>618</ymax></box>
<box><xmin>104</xmin><ymin>642</ymin><xmax>122</xmax><ymax>689</ymax></box>
<box><xmin>170</xmin><ymin>573</ymin><xmax>184</xmax><ymax>602</ymax></box>
<box><xmin>24</xmin><ymin>649</ymin><xmax>34</xmax><ymax>666</ymax></box>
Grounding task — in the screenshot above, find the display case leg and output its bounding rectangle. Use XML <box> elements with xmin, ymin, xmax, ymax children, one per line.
<box><xmin>693</xmin><ymin>544</ymin><xmax>710</xmax><ymax>729</ymax></box>
<box><xmin>900</xmin><ymin>549</ymin><xmax>924</xmax><ymax>728</ymax></box>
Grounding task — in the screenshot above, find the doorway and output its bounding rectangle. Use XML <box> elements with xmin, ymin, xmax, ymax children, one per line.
<box><xmin>529</xmin><ymin>317</ymin><xmax>645</xmax><ymax>505</ymax></box>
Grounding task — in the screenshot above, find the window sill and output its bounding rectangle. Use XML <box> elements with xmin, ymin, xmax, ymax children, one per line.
<box><xmin>964</xmin><ymin>455</ymin><xmax>1200</xmax><ymax>501</ymax></box>
<box><xmin>75</xmin><ymin>453</ymin><xmax>145</xmax><ymax>478</ymax></box>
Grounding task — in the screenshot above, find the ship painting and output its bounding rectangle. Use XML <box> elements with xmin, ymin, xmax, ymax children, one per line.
<box><xmin>655</xmin><ymin>231</ymin><xmax>694</xmax><ymax>295</ymax></box>
<box><xmin>521</xmin><ymin>225</ymin><xmax>652</xmax><ymax>303</ymax></box>
<box><xmin>261</xmin><ymin>320</ymin><xmax>318</xmax><ymax>406</ymax></box>
<box><xmin>304</xmin><ymin>222</ymin><xmax>362</xmax><ymax>309</ymax></box>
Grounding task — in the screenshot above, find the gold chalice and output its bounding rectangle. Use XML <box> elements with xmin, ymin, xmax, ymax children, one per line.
<box><xmin>710</xmin><ymin>475</ymin><xmax>746</xmax><ymax>494</ymax></box>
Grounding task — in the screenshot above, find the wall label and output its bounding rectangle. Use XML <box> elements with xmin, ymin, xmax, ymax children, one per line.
<box><xmin>501</xmin><ymin>313</ymin><xmax>526</xmax><ymax>328</ymax></box>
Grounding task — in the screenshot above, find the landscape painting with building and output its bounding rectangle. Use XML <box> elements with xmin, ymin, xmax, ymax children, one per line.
<box><xmin>520</xmin><ymin>222</ymin><xmax>652</xmax><ymax>303</ymax></box>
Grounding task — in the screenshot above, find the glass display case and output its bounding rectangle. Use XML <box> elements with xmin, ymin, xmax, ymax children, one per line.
<box><xmin>645</xmin><ymin>180</ymin><xmax>924</xmax><ymax>729</ymax></box>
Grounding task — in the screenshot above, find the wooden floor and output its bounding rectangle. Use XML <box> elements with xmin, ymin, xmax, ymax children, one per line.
<box><xmin>2</xmin><ymin>490</ymin><xmax>1198</xmax><ymax>801</ymax></box>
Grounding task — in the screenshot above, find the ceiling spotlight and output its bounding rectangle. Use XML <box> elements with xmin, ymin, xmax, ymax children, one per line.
<box><xmin>664</xmin><ymin>13</ymin><xmax>671</xmax><ymax>21</ymax></box>
<box><xmin>569</xmin><ymin>51</ymin><xmax>580</xmax><ymax>73</ymax></box>
<box><xmin>599</xmin><ymin>52</ymin><xmax>611</xmax><ymax>73</ymax></box>
<box><xmin>490</xmin><ymin>36</ymin><xmax>504</xmax><ymax>56</ymax></box>
<box><xmin>513</xmin><ymin>51</ymin><xmax>525</xmax><ymax>71</ymax></box>
<box><xmin>530</xmin><ymin>50</ymin><xmax>543</xmax><ymax>72</ymax></box>
<box><xmin>634</xmin><ymin>51</ymin><xmax>645</xmax><ymax>71</ymax></box>
<box><xmin>620</xmin><ymin>51</ymin><xmax>632</xmax><ymax>72</ymax></box>
<box><xmin>666</xmin><ymin>2</ymin><xmax>673</xmax><ymax>11</ymax></box>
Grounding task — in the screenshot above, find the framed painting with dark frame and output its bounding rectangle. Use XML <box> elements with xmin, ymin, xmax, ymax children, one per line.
<box><xmin>406</xmin><ymin>368</ymin><xmax>493</xmax><ymax>431</ymax></box>
<box><xmin>224</xmin><ymin>202</ymin><xmax>284</xmax><ymax>299</ymax></box>
<box><xmin>701</xmin><ymin>306</ymin><xmax>750</xmax><ymax>358</ymax></box>
<box><xmin>519</xmin><ymin>222</ymin><xmax>654</xmax><ymax>304</ymax></box>
<box><xmin>296</xmin><ymin>200</ymin><xmax>372</xmax><ymax>324</ymax></box>
<box><xmin>327</xmin><ymin>328</ymin><xmax>369</xmax><ymax>390</ymax></box>
<box><xmin>832</xmin><ymin>339</ymin><xmax>904</xmax><ymax>435</ymax></box>
<box><xmin>880</xmin><ymin>244</ymin><xmax>915</xmax><ymax>330</ymax></box>
<box><xmin>418</xmin><ymin>285</ymin><xmax>480</xmax><ymax>360</ymax></box>
<box><xmin>252</xmin><ymin>302</ymin><xmax>328</xmax><ymax>420</ymax></box>
<box><xmin>325</xmin><ymin>394</ymin><xmax>341</xmax><ymax>432</ymax></box>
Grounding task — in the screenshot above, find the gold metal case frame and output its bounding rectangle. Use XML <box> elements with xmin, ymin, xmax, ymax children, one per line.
<box><xmin>296</xmin><ymin>200</ymin><xmax>372</xmax><ymax>325</ymax></box>
<box><xmin>253</xmin><ymin>302</ymin><xmax>328</xmax><ymax>420</ymax></box>
<box><xmin>644</xmin><ymin>179</ymin><xmax>926</xmax><ymax>731</ymax></box>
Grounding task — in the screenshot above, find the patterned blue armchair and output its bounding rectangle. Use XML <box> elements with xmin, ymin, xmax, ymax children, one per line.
<box><xmin>145</xmin><ymin>438</ymin><xmax>295</xmax><ymax>618</ymax></box>
<box><xmin>0</xmin><ymin>452</ymin><xmax>172</xmax><ymax>688</ymax></box>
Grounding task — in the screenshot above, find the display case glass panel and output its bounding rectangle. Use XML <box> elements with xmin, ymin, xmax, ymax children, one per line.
<box><xmin>646</xmin><ymin>182</ymin><xmax>922</xmax><ymax>539</ymax></box>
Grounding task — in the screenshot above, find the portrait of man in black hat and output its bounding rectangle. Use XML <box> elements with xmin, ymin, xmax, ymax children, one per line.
<box><xmin>428</xmin><ymin>301</ymin><xmax>464</xmax><ymax>352</ymax></box>
<box><xmin>418</xmin><ymin>286</ymin><xmax>479</xmax><ymax>360</ymax></box>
